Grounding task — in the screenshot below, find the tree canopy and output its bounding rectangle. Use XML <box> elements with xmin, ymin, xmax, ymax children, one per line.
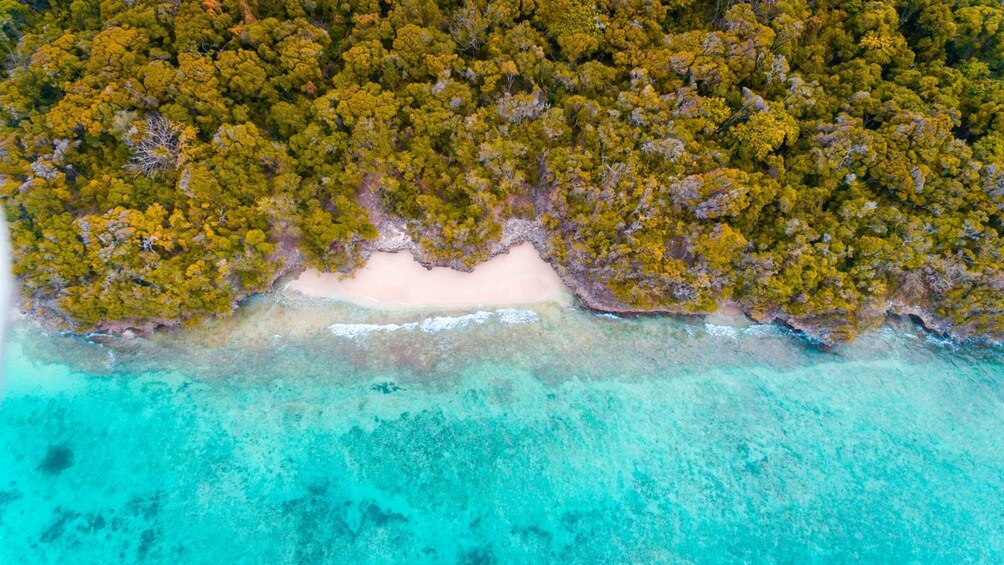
<box><xmin>3</xmin><ymin>0</ymin><xmax>1004</xmax><ymax>341</ymax></box>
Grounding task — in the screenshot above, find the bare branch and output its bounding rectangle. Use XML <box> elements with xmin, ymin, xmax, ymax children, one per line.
<box><xmin>126</xmin><ymin>114</ymin><xmax>185</xmax><ymax>178</ymax></box>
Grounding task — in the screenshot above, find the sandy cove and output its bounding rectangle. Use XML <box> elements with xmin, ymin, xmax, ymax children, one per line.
<box><xmin>287</xmin><ymin>242</ymin><xmax>573</xmax><ymax>309</ymax></box>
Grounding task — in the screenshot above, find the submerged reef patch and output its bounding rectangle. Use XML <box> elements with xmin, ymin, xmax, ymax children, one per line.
<box><xmin>37</xmin><ymin>445</ymin><xmax>74</xmax><ymax>475</ymax></box>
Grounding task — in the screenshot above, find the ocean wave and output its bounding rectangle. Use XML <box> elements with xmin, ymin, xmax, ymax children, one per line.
<box><xmin>329</xmin><ymin>309</ymin><xmax>539</xmax><ymax>338</ymax></box>
<box><xmin>418</xmin><ymin>311</ymin><xmax>494</xmax><ymax>332</ymax></box>
<box><xmin>925</xmin><ymin>333</ymin><xmax>959</xmax><ymax>350</ymax></box>
<box><xmin>742</xmin><ymin>324</ymin><xmax>782</xmax><ymax>337</ymax></box>
<box><xmin>329</xmin><ymin>322</ymin><xmax>419</xmax><ymax>338</ymax></box>
<box><xmin>496</xmin><ymin>309</ymin><xmax>540</xmax><ymax>324</ymax></box>
<box><xmin>703</xmin><ymin>323</ymin><xmax>786</xmax><ymax>339</ymax></box>
<box><xmin>704</xmin><ymin>323</ymin><xmax>739</xmax><ymax>338</ymax></box>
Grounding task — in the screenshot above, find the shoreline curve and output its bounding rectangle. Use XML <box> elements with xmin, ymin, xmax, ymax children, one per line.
<box><xmin>287</xmin><ymin>242</ymin><xmax>573</xmax><ymax>310</ymax></box>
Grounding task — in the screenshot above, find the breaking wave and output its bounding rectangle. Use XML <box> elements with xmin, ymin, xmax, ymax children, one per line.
<box><xmin>704</xmin><ymin>323</ymin><xmax>784</xmax><ymax>339</ymax></box>
<box><xmin>329</xmin><ymin>309</ymin><xmax>540</xmax><ymax>338</ymax></box>
<box><xmin>704</xmin><ymin>323</ymin><xmax>740</xmax><ymax>338</ymax></box>
<box><xmin>328</xmin><ymin>322</ymin><xmax>419</xmax><ymax>339</ymax></box>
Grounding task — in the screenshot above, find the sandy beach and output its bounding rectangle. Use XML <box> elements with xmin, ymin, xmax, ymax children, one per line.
<box><xmin>287</xmin><ymin>243</ymin><xmax>572</xmax><ymax>309</ymax></box>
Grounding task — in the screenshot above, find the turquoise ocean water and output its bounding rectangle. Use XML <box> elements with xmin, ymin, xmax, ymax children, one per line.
<box><xmin>1</xmin><ymin>294</ymin><xmax>1002</xmax><ymax>563</ymax></box>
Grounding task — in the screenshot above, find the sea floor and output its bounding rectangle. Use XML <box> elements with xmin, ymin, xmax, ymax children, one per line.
<box><xmin>1</xmin><ymin>295</ymin><xmax>1002</xmax><ymax>562</ymax></box>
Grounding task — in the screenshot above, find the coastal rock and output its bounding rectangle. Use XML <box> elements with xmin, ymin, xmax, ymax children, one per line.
<box><xmin>14</xmin><ymin>207</ymin><xmax>999</xmax><ymax>348</ymax></box>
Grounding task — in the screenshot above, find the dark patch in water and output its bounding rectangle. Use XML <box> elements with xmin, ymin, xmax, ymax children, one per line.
<box><xmin>137</xmin><ymin>528</ymin><xmax>157</xmax><ymax>560</ymax></box>
<box><xmin>39</xmin><ymin>507</ymin><xmax>80</xmax><ymax>543</ymax></box>
<box><xmin>306</xmin><ymin>482</ymin><xmax>328</xmax><ymax>496</ymax></box>
<box><xmin>460</xmin><ymin>546</ymin><xmax>498</xmax><ymax>565</ymax></box>
<box><xmin>371</xmin><ymin>381</ymin><xmax>403</xmax><ymax>394</ymax></box>
<box><xmin>512</xmin><ymin>524</ymin><xmax>553</xmax><ymax>542</ymax></box>
<box><xmin>281</xmin><ymin>485</ymin><xmax>351</xmax><ymax>563</ymax></box>
<box><xmin>0</xmin><ymin>488</ymin><xmax>23</xmax><ymax>516</ymax></box>
<box><xmin>37</xmin><ymin>444</ymin><xmax>74</xmax><ymax>475</ymax></box>
<box><xmin>127</xmin><ymin>493</ymin><xmax>161</xmax><ymax>520</ymax></box>
<box><xmin>77</xmin><ymin>514</ymin><xmax>106</xmax><ymax>533</ymax></box>
<box><xmin>363</xmin><ymin>501</ymin><xmax>409</xmax><ymax>526</ymax></box>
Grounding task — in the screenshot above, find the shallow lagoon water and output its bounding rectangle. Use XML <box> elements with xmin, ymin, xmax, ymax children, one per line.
<box><xmin>1</xmin><ymin>295</ymin><xmax>1003</xmax><ymax>562</ymax></box>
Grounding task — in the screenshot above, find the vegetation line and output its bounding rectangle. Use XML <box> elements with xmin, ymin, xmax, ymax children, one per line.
<box><xmin>2</xmin><ymin>0</ymin><xmax>1003</xmax><ymax>344</ymax></box>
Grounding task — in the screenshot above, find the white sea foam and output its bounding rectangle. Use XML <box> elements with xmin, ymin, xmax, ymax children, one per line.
<box><xmin>925</xmin><ymin>333</ymin><xmax>958</xmax><ymax>350</ymax></box>
<box><xmin>419</xmin><ymin>311</ymin><xmax>494</xmax><ymax>332</ymax></box>
<box><xmin>496</xmin><ymin>309</ymin><xmax>540</xmax><ymax>324</ymax></box>
<box><xmin>329</xmin><ymin>309</ymin><xmax>539</xmax><ymax>339</ymax></box>
<box><xmin>329</xmin><ymin>322</ymin><xmax>418</xmax><ymax>338</ymax></box>
<box><xmin>742</xmin><ymin>324</ymin><xmax>781</xmax><ymax>337</ymax></box>
<box><xmin>704</xmin><ymin>323</ymin><xmax>739</xmax><ymax>338</ymax></box>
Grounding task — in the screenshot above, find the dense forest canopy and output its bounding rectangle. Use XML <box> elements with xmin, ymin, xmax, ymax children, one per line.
<box><xmin>2</xmin><ymin>0</ymin><xmax>1004</xmax><ymax>342</ymax></box>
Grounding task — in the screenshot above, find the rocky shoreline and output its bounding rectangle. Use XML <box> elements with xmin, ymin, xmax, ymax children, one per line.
<box><xmin>10</xmin><ymin>210</ymin><xmax>991</xmax><ymax>348</ymax></box>
<box><xmin>352</xmin><ymin>211</ymin><xmax>984</xmax><ymax>347</ymax></box>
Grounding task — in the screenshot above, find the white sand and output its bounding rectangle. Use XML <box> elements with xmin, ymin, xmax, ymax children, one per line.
<box><xmin>287</xmin><ymin>243</ymin><xmax>572</xmax><ymax>309</ymax></box>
